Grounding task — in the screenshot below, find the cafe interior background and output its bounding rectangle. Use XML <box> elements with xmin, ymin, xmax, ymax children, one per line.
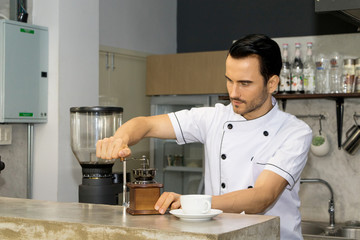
<box><xmin>0</xmin><ymin>0</ymin><xmax>359</xmax><ymax>224</ymax></box>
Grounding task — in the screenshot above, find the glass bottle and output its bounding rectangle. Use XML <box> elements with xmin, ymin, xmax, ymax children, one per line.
<box><xmin>342</xmin><ymin>58</ymin><xmax>355</xmax><ymax>93</ymax></box>
<box><xmin>303</xmin><ymin>42</ymin><xmax>315</xmax><ymax>94</ymax></box>
<box><xmin>291</xmin><ymin>43</ymin><xmax>304</xmax><ymax>93</ymax></box>
<box><xmin>279</xmin><ymin>43</ymin><xmax>291</xmax><ymax>94</ymax></box>
<box><xmin>329</xmin><ymin>52</ymin><xmax>342</xmax><ymax>93</ymax></box>
<box><xmin>355</xmin><ymin>58</ymin><xmax>360</xmax><ymax>93</ymax></box>
<box><xmin>315</xmin><ymin>54</ymin><xmax>330</xmax><ymax>93</ymax></box>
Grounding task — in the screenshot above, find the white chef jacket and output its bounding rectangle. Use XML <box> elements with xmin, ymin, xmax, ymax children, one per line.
<box><xmin>168</xmin><ymin>97</ymin><xmax>312</xmax><ymax>240</ymax></box>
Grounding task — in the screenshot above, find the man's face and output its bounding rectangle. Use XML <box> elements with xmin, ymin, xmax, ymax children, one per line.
<box><xmin>225</xmin><ymin>55</ymin><xmax>276</xmax><ymax>120</ymax></box>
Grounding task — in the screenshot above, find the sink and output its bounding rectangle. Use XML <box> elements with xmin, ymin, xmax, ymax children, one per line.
<box><xmin>302</xmin><ymin>221</ymin><xmax>326</xmax><ymax>235</ymax></box>
<box><xmin>302</xmin><ymin>221</ymin><xmax>359</xmax><ymax>239</ymax></box>
<box><xmin>340</xmin><ymin>227</ymin><xmax>360</xmax><ymax>239</ymax></box>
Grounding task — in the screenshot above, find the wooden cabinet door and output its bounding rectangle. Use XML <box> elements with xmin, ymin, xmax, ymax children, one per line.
<box><xmin>146</xmin><ymin>50</ymin><xmax>228</xmax><ymax>95</ymax></box>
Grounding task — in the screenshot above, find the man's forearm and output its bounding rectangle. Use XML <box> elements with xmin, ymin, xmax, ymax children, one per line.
<box><xmin>97</xmin><ymin>114</ymin><xmax>176</xmax><ymax>159</ymax></box>
<box><xmin>212</xmin><ymin>187</ymin><xmax>270</xmax><ymax>214</ymax></box>
<box><xmin>212</xmin><ymin>170</ymin><xmax>288</xmax><ymax>214</ymax></box>
<box><xmin>113</xmin><ymin>116</ymin><xmax>152</xmax><ymax>146</ymax></box>
<box><xmin>114</xmin><ymin>114</ymin><xmax>176</xmax><ymax>146</ymax></box>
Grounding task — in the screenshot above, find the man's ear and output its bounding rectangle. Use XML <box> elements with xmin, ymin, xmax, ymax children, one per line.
<box><xmin>267</xmin><ymin>75</ymin><xmax>279</xmax><ymax>94</ymax></box>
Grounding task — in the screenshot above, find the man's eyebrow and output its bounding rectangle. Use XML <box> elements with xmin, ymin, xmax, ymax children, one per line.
<box><xmin>225</xmin><ymin>75</ymin><xmax>252</xmax><ymax>83</ymax></box>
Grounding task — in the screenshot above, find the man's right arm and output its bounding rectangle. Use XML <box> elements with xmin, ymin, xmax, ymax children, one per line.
<box><xmin>96</xmin><ymin>114</ymin><xmax>176</xmax><ymax>159</ymax></box>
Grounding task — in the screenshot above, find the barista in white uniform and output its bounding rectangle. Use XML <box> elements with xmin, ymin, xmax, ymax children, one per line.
<box><xmin>96</xmin><ymin>34</ymin><xmax>312</xmax><ymax>240</ymax></box>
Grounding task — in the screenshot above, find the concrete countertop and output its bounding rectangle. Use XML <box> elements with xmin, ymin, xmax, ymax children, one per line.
<box><xmin>0</xmin><ymin>197</ymin><xmax>279</xmax><ymax>240</ymax></box>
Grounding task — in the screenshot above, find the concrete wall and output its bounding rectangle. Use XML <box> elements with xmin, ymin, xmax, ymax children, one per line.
<box><xmin>273</xmin><ymin>33</ymin><xmax>360</xmax><ymax>223</ymax></box>
<box><xmin>99</xmin><ymin>0</ymin><xmax>177</xmax><ymax>54</ymax></box>
<box><xmin>0</xmin><ymin>124</ymin><xmax>27</xmax><ymax>198</ymax></box>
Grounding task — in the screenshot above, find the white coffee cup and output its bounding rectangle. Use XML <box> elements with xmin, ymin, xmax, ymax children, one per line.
<box><xmin>180</xmin><ymin>194</ymin><xmax>212</xmax><ymax>214</ymax></box>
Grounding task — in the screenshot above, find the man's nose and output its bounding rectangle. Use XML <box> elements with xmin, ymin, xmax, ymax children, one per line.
<box><xmin>229</xmin><ymin>84</ymin><xmax>240</xmax><ymax>97</ymax></box>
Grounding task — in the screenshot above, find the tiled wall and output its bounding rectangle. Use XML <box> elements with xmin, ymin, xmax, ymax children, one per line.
<box><xmin>288</xmin><ymin>98</ymin><xmax>359</xmax><ymax>223</ymax></box>
<box><xmin>274</xmin><ymin>33</ymin><xmax>360</xmax><ymax>223</ymax></box>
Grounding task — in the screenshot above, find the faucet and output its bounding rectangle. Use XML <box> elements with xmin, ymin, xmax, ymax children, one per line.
<box><xmin>300</xmin><ymin>178</ymin><xmax>335</xmax><ymax>228</ymax></box>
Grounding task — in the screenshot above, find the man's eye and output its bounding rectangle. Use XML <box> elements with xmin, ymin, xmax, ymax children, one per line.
<box><xmin>241</xmin><ymin>82</ymin><xmax>249</xmax><ymax>86</ymax></box>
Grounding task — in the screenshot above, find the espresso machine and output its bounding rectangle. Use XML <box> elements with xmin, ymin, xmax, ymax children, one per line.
<box><xmin>70</xmin><ymin>106</ymin><xmax>128</xmax><ymax>205</ymax></box>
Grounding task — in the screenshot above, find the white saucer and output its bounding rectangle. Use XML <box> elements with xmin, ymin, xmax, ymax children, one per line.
<box><xmin>169</xmin><ymin>209</ymin><xmax>223</xmax><ymax>221</ymax></box>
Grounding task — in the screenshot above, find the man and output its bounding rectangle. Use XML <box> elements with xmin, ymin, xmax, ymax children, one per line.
<box><xmin>96</xmin><ymin>34</ymin><xmax>312</xmax><ymax>240</ymax></box>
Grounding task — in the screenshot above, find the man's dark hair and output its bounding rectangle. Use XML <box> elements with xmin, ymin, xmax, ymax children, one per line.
<box><xmin>228</xmin><ymin>34</ymin><xmax>282</xmax><ymax>84</ymax></box>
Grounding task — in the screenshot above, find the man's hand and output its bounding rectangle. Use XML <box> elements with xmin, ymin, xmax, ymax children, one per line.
<box><xmin>96</xmin><ymin>136</ymin><xmax>131</xmax><ymax>160</ymax></box>
<box><xmin>154</xmin><ymin>192</ymin><xmax>181</xmax><ymax>214</ymax></box>
<box><xmin>95</xmin><ymin>115</ymin><xmax>176</xmax><ymax>160</ymax></box>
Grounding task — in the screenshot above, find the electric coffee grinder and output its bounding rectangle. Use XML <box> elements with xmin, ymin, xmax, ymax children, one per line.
<box><xmin>70</xmin><ymin>106</ymin><xmax>127</xmax><ymax>205</ymax></box>
<box><xmin>126</xmin><ymin>155</ymin><xmax>163</xmax><ymax>215</ymax></box>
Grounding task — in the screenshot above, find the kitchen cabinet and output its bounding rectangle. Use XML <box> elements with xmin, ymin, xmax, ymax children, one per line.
<box><xmin>146</xmin><ymin>50</ymin><xmax>228</xmax><ymax>95</ymax></box>
<box><xmin>99</xmin><ymin>46</ymin><xmax>149</xmax><ymax>116</ymax></box>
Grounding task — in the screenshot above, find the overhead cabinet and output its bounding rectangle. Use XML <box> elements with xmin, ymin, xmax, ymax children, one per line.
<box><xmin>146</xmin><ymin>51</ymin><xmax>228</xmax><ymax>95</ymax></box>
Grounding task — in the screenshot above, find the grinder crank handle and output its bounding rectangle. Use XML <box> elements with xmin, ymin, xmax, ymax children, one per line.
<box><xmin>121</xmin><ymin>157</ymin><xmax>128</xmax><ymax>207</ymax></box>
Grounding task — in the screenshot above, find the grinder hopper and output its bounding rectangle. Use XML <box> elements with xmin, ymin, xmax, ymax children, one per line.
<box><xmin>70</xmin><ymin>106</ymin><xmax>125</xmax><ymax>205</ymax></box>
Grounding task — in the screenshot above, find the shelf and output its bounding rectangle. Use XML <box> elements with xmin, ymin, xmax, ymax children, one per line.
<box><xmin>273</xmin><ymin>93</ymin><xmax>360</xmax><ymax>99</ymax></box>
<box><xmin>164</xmin><ymin>166</ymin><xmax>203</xmax><ymax>173</ymax></box>
<box><xmin>219</xmin><ymin>93</ymin><xmax>360</xmax><ymax>101</ymax></box>
<box><xmin>274</xmin><ymin>92</ymin><xmax>360</xmax><ymax>149</ymax></box>
<box><xmin>219</xmin><ymin>93</ymin><xmax>360</xmax><ymax>149</ymax></box>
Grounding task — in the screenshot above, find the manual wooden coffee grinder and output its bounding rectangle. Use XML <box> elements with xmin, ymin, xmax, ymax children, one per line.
<box><xmin>126</xmin><ymin>155</ymin><xmax>163</xmax><ymax>215</ymax></box>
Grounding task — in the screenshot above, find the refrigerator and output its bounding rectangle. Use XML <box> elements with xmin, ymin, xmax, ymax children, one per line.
<box><xmin>150</xmin><ymin>95</ymin><xmax>230</xmax><ymax>195</ymax></box>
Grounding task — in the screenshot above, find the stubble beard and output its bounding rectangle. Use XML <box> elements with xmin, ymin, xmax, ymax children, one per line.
<box><xmin>231</xmin><ymin>88</ymin><xmax>269</xmax><ymax>117</ymax></box>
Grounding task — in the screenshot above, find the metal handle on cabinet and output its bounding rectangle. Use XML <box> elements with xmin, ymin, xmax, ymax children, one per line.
<box><xmin>111</xmin><ymin>53</ymin><xmax>116</xmax><ymax>71</ymax></box>
<box><xmin>105</xmin><ymin>52</ymin><xmax>110</xmax><ymax>70</ymax></box>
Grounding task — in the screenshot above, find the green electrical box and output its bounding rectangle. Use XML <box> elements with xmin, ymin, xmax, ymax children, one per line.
<box><xmin>0</xmin><ymin>20</ymin><xmax>48</xmax><ymax>123</ymax></box>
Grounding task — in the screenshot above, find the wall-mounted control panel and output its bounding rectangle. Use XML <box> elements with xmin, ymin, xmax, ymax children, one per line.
<box><xmin>0</xmin><ymin>20</ymin><xmax>48</xmax><ymax>123</ymax></box>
